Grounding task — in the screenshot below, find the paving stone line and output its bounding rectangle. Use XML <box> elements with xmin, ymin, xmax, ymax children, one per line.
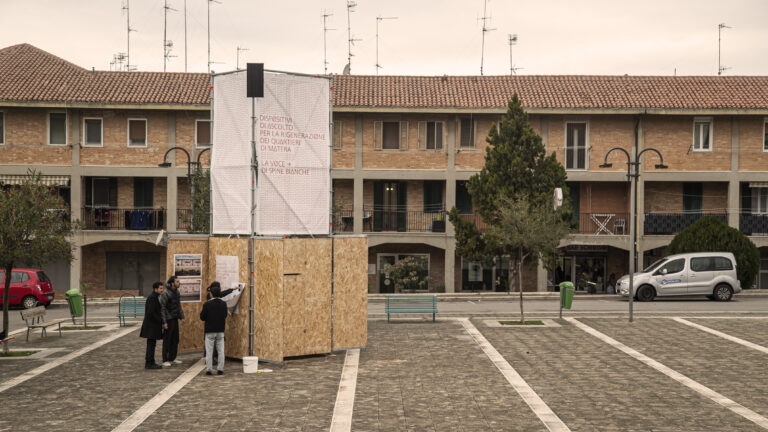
<box><xmin>673</xmin><ymin>318</ymin><xmax>768</xmax><ymax>355</ymax></box>
<box><xmin>112</xmin><ymin>358</ymin><xmax>206</xmax><ymax>432</ymax></box>
<box><xmin>329</xmin><ymin>348</ymin><xmax>360</xmax><ymax>432</ymax></box>
<box><xmin>0</xmin><ymin>325</ymin><xmax>137</xmax><ymax>394</ymax></box>
<box><xmin>457</xmin><ymin>317</ymin><xmax>572</xmax><ymax>432</ymax></box>
<box><xmin>566</xmin><ymin>317</ymin><xmax>768</xmax><ymax>430</ymax></box>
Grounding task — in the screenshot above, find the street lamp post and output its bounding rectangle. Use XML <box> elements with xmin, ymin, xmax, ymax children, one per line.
<box><xmin>599</xmin><ymin>122</ymin><xmax>667</xmax><ymax>323</ymax></box>
<box><xmin>159</xmin><ymin>146</ymin><xmax>211</xmax><ymax>232</ymax></box>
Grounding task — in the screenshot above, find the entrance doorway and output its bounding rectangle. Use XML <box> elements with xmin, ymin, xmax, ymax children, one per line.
<box><xmin>561</xmin><ymin>255</ymin><xmax>606</xmax><ymax>293</ymax></box>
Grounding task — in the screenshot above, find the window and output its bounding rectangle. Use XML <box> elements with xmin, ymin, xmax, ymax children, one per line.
<box><xmin>373</xmin><ymin>121</ymin><xmax>408</xmax><ymax>150</ymax></box>
<box><xmin>658</xmin><ymin>258</ymin><xmax>685</xmax><ymax>275</ymax></box>
<box><xmin>49</xmin><ymin>112</ymin><xmax>67</xmax><ymax>145</ymax></box>
<box><xmin>0</xmin><ymin>111</ymin><xmax>4</xmax><ymax>144</ymax></box>
<box><xmin>423</xmin><ymin>181</ymin><xmax>443</xmax><ymax>212</ymax></box>
<box><xmin>134</xmin><ymin>178</ymin><xmax>154</xmax><ymax>208</ymax></box>
<box><xmin>714</xmin><ymin>257</ymin><xmax>733</xmax><ymax>271</ymax></box>
<box><xmin>752</xmin><ymin>187</ymin><xmax>768</xmax><ymax>214</ymax></box>
<box><xmin>693</xmin><ymin>118</ymin><xmax>713</xmax><ymax>152</ymax></box>
<box><xmin>128</xmin><ymin>119</ymin><xmax>147</xmax><ymax>147</ymax></box>
<box><xmin>456</xmin><ymin>181</ymin><xmax>473</xmax><ymax>214</ymax></box>
<box><xmin>332</xmin><ymin>120</ymin><xmax>343</xmax><ymax>150</ymax></box>
<box><xmin>763</xmin><ymin>119</ymin><xmax>768</xmax><ymax>152</ymax></box>
<box><xmin>86</xmin><ymin>177</ymin><xmax>117</xmax><ymax>207</ymax></box>
<box><xmin>418</xmin><ymin>121</ymin><xmax>444</xmax><ymax>150</ymax></box>
<box><xmin>690</xmin><ymin>257</ymin><xmax>714</xmax><ymax>272</ymax></box>
<box><xmin>83</xmin><ymin>118</ymin><xmax>103</xmax><ymax>146</ymax></box>
<box><xmin>565</xmin><ymin>122</ymin><xmax>587</xmax><ymax>170</ymax></box>
<box><xmin>459</xmin><ymin>118</ymin><xmax>474</xmax><ymax>148</ymax></box>
<box><xmin>11</xmin><ymin>271</ymin><xmax>29</xmax><ymax>283</ymax></box>
<box><xmin>196</xmin><ymin>120</ymin><xmax>211</xmax><ymax>147</ymax></box>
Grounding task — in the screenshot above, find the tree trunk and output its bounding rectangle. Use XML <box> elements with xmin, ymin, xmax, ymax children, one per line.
<box><xmin>518</xmin><ymin>247</ymin><xmax>524</xmax><ymax>324</ymax></box>
<box><xmin>2</xmin><ymin>262</ymin><xmax>13</xmax><ymax>354</ymax></box>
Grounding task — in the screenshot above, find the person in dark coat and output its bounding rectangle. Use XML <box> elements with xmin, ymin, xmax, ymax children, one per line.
<box><xmin>140</xmin><ymin>281</ymin><xmax>164</xmax><ymax>369</ymax></box>
<box><xmin>160</xmin><ymin>275</ymin><xmax>185</xmax><ymax>367</ymax></box>
<box><xmin>200</xmin><ymin>285</ymin><xmax>228</xmax><ymax>375</ymax></box>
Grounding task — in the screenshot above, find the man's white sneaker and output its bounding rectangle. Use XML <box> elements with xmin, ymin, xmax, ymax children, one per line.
<box><xmin>172</xmin><ymin>359</ymin><xmax>182</xmax><ymax>364</ymax></box>
<box><xmin>162</xmin><ymin>361</ymin><xmax>172</xmax><ymax>367</ymax></box>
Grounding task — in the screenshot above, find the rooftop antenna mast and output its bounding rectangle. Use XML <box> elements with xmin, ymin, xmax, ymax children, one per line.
<box><xmin>322</xmin><ymin>10</ymin><xmax>335</xmax><ymax>74</ymax></box>
<box><xmin>208</xmin><ymin>0</ymin><xmax>222</xmax><ymax>73</ymax></box>
<box><xmin>479</xmin><ymin>0</ymin><xmax>495</xmax><ymax>75</ymax></box>
<box><xmin>345</xmin><ymin>0</ymin><xmax>361</xmax><ymax>74</ymax></box>
<box><xmin>718</xmin><ymin>23</ymin><xmax>731</xmax><ymax>76</ymax></box>
<box><xmin>163</xmin><ymin>0</ymin><xmax>178</xmax><ymax>72</ymax></box>
<box><xmin>122</xmin><ymin>0</ymin><xmax>137</xmax><ymax>71</ymax></box>
<box><xmin>376</xmin><ymin>15</ymin><xmax>398</xmax><ymax>75</ymax></box>
<box><xmin>508</xmin><ymin>33</ymin><xmax>520</xmax><ymax>75</ymax></box>
<box><xmin>236</xmin><ymin>46</ymin><xmax>249</xmax><ymax>70</ymax></box>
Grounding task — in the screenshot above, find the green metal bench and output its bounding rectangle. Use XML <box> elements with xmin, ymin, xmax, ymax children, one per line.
<box><xmin>385</xmin><ymin>295</ymin><xmax>437</xmax><ymax>322</ymax></box>
<box><xmin>117</xmin><ymin>296</ymin><xmax>146</xmax><ymax>326</ymax></box>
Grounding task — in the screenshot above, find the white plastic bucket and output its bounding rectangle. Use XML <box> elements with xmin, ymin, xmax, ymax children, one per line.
<box><xmin>243</xmin><ymin>356</ymin><xmax>259</xmax><ymax>373</ymax></box>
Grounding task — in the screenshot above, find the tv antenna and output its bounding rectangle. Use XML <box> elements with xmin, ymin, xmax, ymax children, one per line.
<box><xmin>110</xmin><ymin>53</ymin><xmax>128</xmax><ymax>71</ymax></box>
<box><xmin>121</xmin><ymin>0</ymin><xmax>137</xmax><ymax>71</ymax></box>
<box><xmin>479</xmin><ymin>0</ymin><xmax>495</xmax><ymax>75</ymax></box>
<box><xmin>208</xmin><ymin>0</ymin><xmax>222</xmax><ymax>73</ymax></box>
<box><xmin>718</xmin><ymin>23</ymin><xmax>732</xmax><ymax>76</ymax></box>
<box><xmin>375</xmin><ymin>15</ymin><xmax>397</xmax><ymax>75</ymax></box>
<box><xmin>345</xmin><ymin>0</ymin><xmax>361</xmax><ymax>74</ymax></box>
<box><xmin>322</xmin><ymin>10</ymin><xmax>335</xmax><ymax>74</ymax></box>
<box><xmin>163</xmin><ymin>0</ymin><xmax>178</xmax><ymax>72</ymax></box>
<box><xmin>508</xmin><ymin>34</ymin><xmax>521</xmax><ymax>75</ymax></box>
<box><xmin>236</xmin><ymin>46</ymin><xmax>249</xmax><ymax>70</ymax></box>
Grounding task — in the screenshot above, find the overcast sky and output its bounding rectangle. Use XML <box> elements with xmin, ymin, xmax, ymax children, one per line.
<box><xmin>1</xmin><ymin>0</ymin><xmax>766</xmax><ymax>76</ymax></box>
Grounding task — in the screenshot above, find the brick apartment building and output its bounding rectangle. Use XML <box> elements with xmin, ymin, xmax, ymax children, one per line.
<box><xmin>2</xmin><ymin>43</ymin><xmax>768</xmax><ymax>297</ymax></box>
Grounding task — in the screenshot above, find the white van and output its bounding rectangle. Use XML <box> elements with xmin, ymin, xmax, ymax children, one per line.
<box><xmin>616</xmin><ymin>252</ymin><xmax>741</xmax><ymax>301</ymax></box>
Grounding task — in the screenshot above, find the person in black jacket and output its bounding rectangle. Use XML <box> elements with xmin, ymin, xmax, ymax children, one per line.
<box><xmin>159</xmin><ymin>275</ymin><xmax>185</xmax><ymax>367</ymax></box>
<box><xmin>200</xmin><ymin>285</ymin><xmax>228</xmax><ymax>375</ymax></box>
<box><xmin>140</xmin><ymin>282</ymin><xmax>164</xmax><ymax>369</ymax></box>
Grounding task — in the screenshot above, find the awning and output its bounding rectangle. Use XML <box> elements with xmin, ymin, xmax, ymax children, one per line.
<box><xmin>0</xmin><ymin>175</ymin><xmax>70</xmax><ymax>187</ymax></box>
<box><xmin>749</xmin><ymin>182</ymin><xmax>768</xmax><ymax>188</ymax></box>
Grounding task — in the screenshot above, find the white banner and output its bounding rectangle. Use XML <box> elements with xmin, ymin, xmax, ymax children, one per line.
<box><xmin>211</xmin><ymin>71</ymin><xmax>331</xmax><ymax>235</ymax></box>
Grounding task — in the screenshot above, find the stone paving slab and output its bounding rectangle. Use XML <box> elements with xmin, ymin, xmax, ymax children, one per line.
<box><xmin>352</xmin><ymin>320</ymin><xmax>547</xmax><ymax>432</ymax></box>
<box><xmin>581</xmin><ymin>317</ymin><xmax>768</xmax><ymax>424</ymax></box>
<box><xmin>135</xmin><ymin>352</ymin><xmax>344</xmax><ymax>432</ymax></box>
<box><xmin>0</xmin><ymin>328</ymin><xmax>195</xmax><ymax>432</ymax></box>
<box><xmin>475</xmin><ymin>317</ymin><xmax>762</xmax><ymax>432</ymax></box>
<box><xmin>688</xmin><ymin>317</ymin><xmax>768</xmax><ymax>347</ymax></box>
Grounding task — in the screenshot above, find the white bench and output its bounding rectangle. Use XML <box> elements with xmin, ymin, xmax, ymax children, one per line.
<box><xmin>20</xmin><ymin>306</ymin><xmax>68</xmax><ymax>342</ymax></box>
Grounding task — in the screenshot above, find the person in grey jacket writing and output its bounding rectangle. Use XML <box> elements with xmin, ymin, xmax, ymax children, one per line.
<box><xmin>159</xmin><ymin>275</ymin><xmax>185</xmax><ymax>367</ymax></box>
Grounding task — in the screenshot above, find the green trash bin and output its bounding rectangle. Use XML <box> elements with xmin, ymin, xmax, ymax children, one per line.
<box><xmin>66</xmin><ymin>289</ymin><xmax>83</xmax><ymax>318</ymax></box>
<box><xmin>559</xmin><ymin>282</ymin><xmax>574</xmax><ymax>309</ymax></box>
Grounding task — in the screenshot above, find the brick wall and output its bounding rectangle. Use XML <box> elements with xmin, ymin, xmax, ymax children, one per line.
<box><xmin>360</xmin><ymin>115</ymin><xmax>450</xmax><ymax>170</ymax></box>
<box><xmin>644</xmin><ymin>182</ymin><xmax>728</xmax><ymax>213</ymax></box>
<box><xmin>738</xmin><ymin>117</ymin><xmax>767</xmax><ymax>171</ymax></box>
<box><xmin>579</xmin><ymin>182</ymin><xmax>629</xmax><ymax>214</ymax></box>
<box><xmin>81</xmin><ymin>240</ymin><xmax>167</xmax><ymax>297</ymax></box>
<box><xmin>644</xmin><ymin>116</ymin><xmax>731</xmax><ymax>172</ymax></box>
<box><xmin>175</xmin><ymin>111</ymin><xmax>211</xmax><ymax>167</ymax></box>
<box><xmin>0</xmin><ymin>108</ymin><xmax>73</xmax><ymax>164</ymax></box>
<box><xmin>80</xmin><ymin>110</ymin><xmax>170</xmax><ymax>166</ymax></box>
<box><xmin>333</xmin><ymin>179</ymin><xmax>354</xmax><ymax>209</ymax></box>
<box><xmin>332</xmin><ymin>114</ymin><xmax>355</xmax><ymax>169</ymax></box>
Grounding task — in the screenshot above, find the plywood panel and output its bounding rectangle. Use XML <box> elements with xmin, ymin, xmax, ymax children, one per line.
<box><xmin>332</xmin><ymin>236</ymin><xmax>368</xmax><ymax>350</ymax></box>
<box><xmin>208</xmin><ymin>237</ymin><xmax>250</xmax><ymax>359</ymax></box>
<box><xmin>303</xmin><ymin>238</ymin><xmax>332</xmax><ymax>355</ymax></box>
<box><xmin>281</xmin><ymin>275</ymin><xmax>305</xmax><ymax>357</ymax></box>
<box><xmin>167</xmin><ymin>237</ymin><xmax>210</xmax><ymax>354</ymax></box>
<box><xmin>253</xmin><ymin>239</ymin><xmax>284</xmax><ymax>362</ymax></box>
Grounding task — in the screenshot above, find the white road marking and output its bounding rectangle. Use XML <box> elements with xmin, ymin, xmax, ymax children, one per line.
<box><xmin>111</xmin><ymin>358</ymin><xmax>206</xmax><ymax>432</ymax></box>
<box><xmin>458</xmin><ymin>318</ymin><xmax>572</xmax><ymax>432</ymax></box>
<box><xmin>329</xmin><ymin>348</ymin><xmax>360</xmax><ymax>432</ymax></box>
<box><xmin>674</xmin><ymin>318</ymin><xmax>768</xmax><ymax>355</ymax></box>
<box><xmin>567</xmin><ymin>318</ymin><xmax>768</xmax><ymax>430</ymax></box>
<box><xmin>0</xmin><ymin>326</ymin><xmax>137</xmax><ymax>393</ymax></box>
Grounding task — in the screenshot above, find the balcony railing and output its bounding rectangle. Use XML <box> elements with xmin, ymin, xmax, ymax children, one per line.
<box><xmin>177</xmin><ymin>208</ymin><xmax>192</xmax><ymax>231</ymax></box>
<box><xmin>644</xmin><ymin>212</ymin><xmax>726</xmax><ymax>235</ymax></box>
<box><xmin>333</xmin><ymin>209</ymin><xmax>355</xmax><ymax>233</ymax></box>
<box><xmin>574</xmin><ymin>212</ymin><xmax>630</xmax><ymax>235</ymax></box>
<box><xmin>362</xmin><ymin>207</ymin><xmax>446</xmax><ymax>233</ymax></box>
<box><xmin>740</xmin><ymin>213</ymin><xmax>768</xmax><ymax>235</ymax></box>
<box><xmin>81</xmin><ymin>207</ymin><xmax>165</xmax><ymax>230</ymax></box>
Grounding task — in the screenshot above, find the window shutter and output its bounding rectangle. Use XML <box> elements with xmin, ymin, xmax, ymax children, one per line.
<box><xmin>472</xmin><ymin>120</ymin><xmax>477</xmax><ymax>148</ymax></box>
<box><xmin>399</xmin><ymin>121</ymin><xmax>408</xmax><ymax>151</ymax></box>
<box><xmin>437</xmin><ymin>122</ymin><xmax>444</xmax><ymax>150</ymax></box>
<box><xmin>373</xmin><ymin>121</ymin><xmax>382</xmax><ymax>150</ymax></box>
<box><xmin>418</xmin><ymin>121</ymin><xmax>427</xmax><ymax>150</ymax></box>
<box><xmin>332</xmin><ymin>121</ymin><xmax>342</xmax><ymax>150</ymax></box>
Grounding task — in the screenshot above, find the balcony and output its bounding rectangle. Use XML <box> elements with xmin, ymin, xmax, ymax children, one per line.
<box><xmin>740</xmin><ymin>213</ymin><xmax>768</xmax><ymax>236</ymax></box>
<box><xmin>644</xmin><ymin>212</ymin><xmax>726</xmax><ymax>235</ymax></box>
<box><xmin>82</xmin><ymin>207</ymin><xmax>165</xmax><ymax>230</ymax></box>
<box><xmin>177</xmin><ymin>208</ymin><xmax>192</xmax><ymax>232</ymax></box>
<box><xmin>574</xmin><ymin>213</ymin><xmax>629</xmax><ymax>235</ymax></box>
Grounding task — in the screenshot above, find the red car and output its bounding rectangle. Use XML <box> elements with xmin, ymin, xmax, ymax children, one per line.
<box><xmin>0</xmin><ymin>269</ymin><xmax>55</xmax><ymax>309</ymax></box>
